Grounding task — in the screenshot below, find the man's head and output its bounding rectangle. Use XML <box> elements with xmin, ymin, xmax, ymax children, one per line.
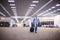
<box><xmin>35</xmin><ymin>15</ymin><xmax>37</xmax><ymax>18</ymax></box>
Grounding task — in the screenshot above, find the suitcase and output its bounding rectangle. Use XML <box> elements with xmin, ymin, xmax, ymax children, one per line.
<box><xmin>30</xmin><ymin>27</ymin><xmax>34</xmax><ymax>32</ymax></box>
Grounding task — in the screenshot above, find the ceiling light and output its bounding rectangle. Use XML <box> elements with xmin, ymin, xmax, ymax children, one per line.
<box><xmin>13</xmin><ymin>12</ymin><xmax>16</xmax><ymax>13</ymax></box>
<box><xmin>11</xmin><ymin>16</ymin><xmax>31</xmax><ymax>18</ymax></box>
<box><xmin>38</xmin><ymin>10</ymin><xmax>49</xmax><ymax>16</ymax></box>
<box><xmin>43</xmin><ymin>13</ymin><xmax>50</xmax><ymax>16</ymax></box>
<box><xmin>48</xmin><ymin>9</ymin><xmax>52</xmax><ymax>10</ymax></box>
<box><xmin>32</xmin><ymin>1</ymin><xmax>39</xmax><ymax>3</ymax></box>
<box><xmin>0</xmin><ymin>12</ymin><xmax>5</xmax><ymax>16</ymax></box>
<box><xmin>12</xmin><ymin>10</ymin><xmax>16</xmax><ymax>13</ymax></box>
<box><xmin>13</xmin><ymin>10</ymin><xmax>16</xmax><ymax>12</ymax></box>
<box><xmin>12</xmin><ymin>9</ymin><xmax>16</xmax><ymax>11</ymax></box>
<box><xmin>38</xmin><ymin>13</ymin><xmax>44</xmax><ymax>16</ymax></box>
<box><xmin>13</xmin><ymin>11</ymin><xmax>16</xmax><ymax>12</ymax></box>
<box><xmin>0</xmin><ymin>4</ymin><xmax>11</xmax><ymax>16</ymax></box>
<box><xmin>56</xmin><ymin>4</ymin><xmax>60</xmax><ymax>6</ymax></box>
<box><xmin>50</xmin><ymin>12</ymin><xmax>53</xmax><ymax>13</ymax></box>
<box><xmin>26</xmin><ymin>9</ymin><xmax>32</xmax><ymax>16</ymax></box>
<box><xmin>32</xmin><ymin>0</ymin><xmax>53</xmax><ymax>17</ymax></box>
<box><xmin>45</xmin><ymin>10</ymin><xmax>49</xmax><ymax>12</ymax></box>
<box><xmin>43</xmin><ymin>10</ymin><xmax>57</xmax><ymax>16</ymax></box>
<box><xmin>57</xmin><ymin>9</ymin><xmax>60</xmax><ymax>11</ymax></box>
<box><xmin>11</xmin><ymin>7</ymin><xmax>16</xmax><ymax>8</ymax></box>
<box><xmin>10</xmin><ymin>4</ymin><xmax>15</xmax><ymax>6</ymax></box>
<box><xmin>8</xmin><ymin>0</ymin><xmax>14</xmax><ymax>2</ymax></box>
<box><xmin>30</xmin><ymin>4</ymin><xmax>36</xmax><ymax>6</ymax></box>
<box><xmin>53</xmin><ymin>10</ymin><xmax>56</xmax><ymax>12</ymax></box>
<box><xmin>52</xmin><ymin>6</ymin><xmax>55</xmax><ymax>8</ymax></box>
<box><xmin>29</xmin><ymin>7</ymin><xmax>34</xmax><ymax>9</ymax></box>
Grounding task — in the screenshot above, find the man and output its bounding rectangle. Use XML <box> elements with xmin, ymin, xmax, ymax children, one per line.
<box><xmin>33</xmin><ymin>16</ymin><xmax>40</xmax><ymax>33</ymax></box>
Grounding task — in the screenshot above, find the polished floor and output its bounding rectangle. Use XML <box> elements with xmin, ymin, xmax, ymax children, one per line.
<box><xmin>0</xmin><ymin>27</ymin><xmax>60</xmax><ymax>40</ymax></box>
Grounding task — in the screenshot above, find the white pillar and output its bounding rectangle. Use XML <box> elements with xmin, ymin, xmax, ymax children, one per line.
<box><xmin>54</xmin><ymin>15</ymin><xmax>60</xmax><ymax>27</ymax></box>
<box><xmin>10</xmin><ymin>19</ymin><xmax>15</xmax><ymax>27</ymax></box>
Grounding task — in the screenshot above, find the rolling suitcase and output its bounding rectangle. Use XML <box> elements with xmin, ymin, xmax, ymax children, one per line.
<box><xmin>30</xmin><ymin>27</ymin><xmax>34</xmax><ymax>32</ymax></box>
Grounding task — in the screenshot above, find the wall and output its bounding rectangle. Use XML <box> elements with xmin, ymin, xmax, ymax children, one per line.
<box><xmin>39</xmin><ymin>17</ymin><xmax>54</xmax><ymax>22</ymax></box>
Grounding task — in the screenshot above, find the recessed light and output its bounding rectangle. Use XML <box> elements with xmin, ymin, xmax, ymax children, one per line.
<box><xmin>38</xmin><ymin>13</ymin><xmax>44</xmax><ymax>16</ymax></box>
<box><xmin>8</xmin><ymin>0</ymin><xmax>14</xmax><ymax>2</ymax></box>
<box><xmin>30</xmin><ymin>4</ymin><xmax>36</xmax><ymax>6</ymax></box>
<box><xmin>56</xmin><ymin>4</ymin><xmax>60</xmax><ymax>6</ymax></box>
<box><xmin>43</xmin><ymin>13</ymin><xmax>50</xmax><ymax>16</ymax></box>
<box><xmin>10</xmin><ymin>4</ymin><xmax>15</xmax><ymax>6</ymax></box>
<box><xmin>13</xmin><ymin>10</ymin><xmax>16</xmax><ymax>11</ymax></box>
<box><xmin>11</xmin><ymin>7</ymin><xmax>16</xmax><ymax>8</ymax></box>
<box><xmin>0</xmin><ymin>12</ymin><xmax>5</xmax><ymax>16</ymax></box>
<box><xmin>48</xmin><ymin>9</ymin><xmax>52</xmax><ymax>10</ymax></box>
<box><xmin>50</xmin><ymin>12</ymin><xmax>53</xmax><ymax>13</ymax></box>
<box><xmin>12</xmin><ymin>9</ymin><xmax>16</xmax><ymax>11</ymax></box>
<box><xmin>52</xmin><ymin>6</ymin><xmax>55</xmax><ymax>8</ymax></box>
<box><xmin>13</xmin><ymin>11</ymin><xmax>16</xmax><ymax>13</ymax></box>
<box><xmin>53</xmin><ymin>10</ymin><xmax>56</xmax><ymax>12</ymax></box>
<box><xmin>45</xmin><ymin>10</ymin><xmax>49</xmax><ymax>12</ymax></box>
<box><xmin>29</xmin><ymin>7</ymin><xmax>34</xmax><ymax>9</ymax></box>
<box><xmin>32</xmin><ymin>1</ymin><xmax>39</xmax><ymax>3</ymax></box>
<box><xmin>57</xmin><ymin>9</ymin><xmax>60</xmax><ymax>11</ymax></box>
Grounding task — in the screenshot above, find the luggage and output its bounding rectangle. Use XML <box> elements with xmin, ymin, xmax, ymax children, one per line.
<box><xmin>30</xmin><ymin>27</ymin><xmax>34</xmax><ymax>32</ymax></box>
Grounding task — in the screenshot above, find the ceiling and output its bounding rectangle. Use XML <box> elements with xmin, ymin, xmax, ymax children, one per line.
<box><xmin>0</xmin><ymin>0</ymin><xmax>60</xmax><ymax>22</ymax></box>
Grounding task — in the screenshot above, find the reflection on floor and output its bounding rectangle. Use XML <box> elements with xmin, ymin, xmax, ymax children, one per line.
<box><xmin>0</xmin><ymin>27</ymin><xmax>60</xmax><ymax>40</ymax></box>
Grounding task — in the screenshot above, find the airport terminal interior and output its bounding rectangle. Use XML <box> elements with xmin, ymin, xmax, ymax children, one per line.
<box><xmin>0</xmin><ymin>0</ymin><xmax>60</xmax><ymax>40</ymax></box>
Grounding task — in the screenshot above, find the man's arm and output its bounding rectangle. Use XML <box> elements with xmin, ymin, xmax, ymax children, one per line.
<box><xmin>38</xmin><ymin>18</ymin><xmax>40</xmax><ymax>22</ymax></box>
<box><xmin>33</xmin><ymin>18</ymin><xmax>35</xmax><ymax>22</ymax></box>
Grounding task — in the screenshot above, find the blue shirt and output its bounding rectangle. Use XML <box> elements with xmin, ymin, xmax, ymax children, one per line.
<box><xmin>33</xmin><ymin>18</ymin><xmax>40</xmax><ymax>24</ymax></box>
